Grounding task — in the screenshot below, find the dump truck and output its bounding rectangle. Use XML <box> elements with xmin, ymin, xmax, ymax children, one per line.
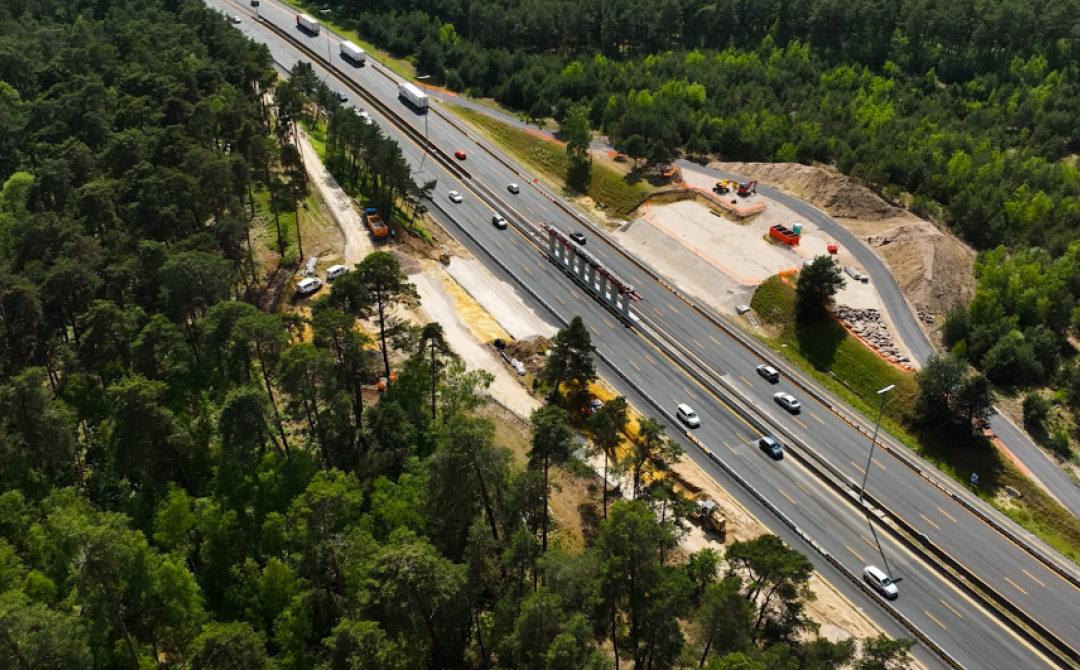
<box><xmin>296</xmin><ymin>14</ymin><xmax>320</xmax><ymax>34</ymax></box>
<box><xmin>340</xmin><ymin>41</ymin><xmax>366</xmax><ymax>64</ymax></box>
<box><xmin>670</xmin><ymin>474</ymin><xmax>727</xmax><ymax>535</ymax></box>
<box><xmin>398</xmin><ymin>82</ymin><xmax>429</xmax><ymax>110</ymax></box>
<box><xmin>363</xmin><ymin>208</ymin><xmax>388</xmax><ymax>238</ymax></box>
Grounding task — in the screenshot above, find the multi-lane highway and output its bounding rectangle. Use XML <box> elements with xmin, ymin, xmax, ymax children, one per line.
<box><xmin>213</xmin><ymin>3</ymin><xmax>1080</xmax><ymax>669</ymax></box>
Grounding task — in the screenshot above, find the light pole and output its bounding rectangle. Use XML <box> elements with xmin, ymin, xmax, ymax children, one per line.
<box><xmin>859</xmin><ymin>384</ymin><xmax>894</xmax><ymax>505</ymax></box>
<box><xmin>415</xmin><ymin>75</ymin><xmax>431</xmax><ymax>174</ymax></box>
<box><xmin>860</xmin><ymin>384</ymin><xmax>897</xmax><ymax>580</ymax></box>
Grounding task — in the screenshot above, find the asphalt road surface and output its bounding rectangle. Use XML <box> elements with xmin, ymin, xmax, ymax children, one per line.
<box><xmin>212</xmin><ymin>3</ymin><xmax>1079</xmax><ymax>668</ymax></box>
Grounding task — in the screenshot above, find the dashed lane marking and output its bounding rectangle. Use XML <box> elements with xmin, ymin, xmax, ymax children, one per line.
<box><xmin>683</xmin><ymin>388</ymin><xmax>697</xmax><ymax>400</ymax></box>
<box><xmin>846</xmin><ymin>546</ymin><xmax>865</xmax><ymax>562</ymax></box>
<box><xmin>629</xmin><ymin>360</ymin><xmax>641</xmax><ymax>372</ymax></box>
<box><xmin>496</xmin><ymin>241</ymin><xmax>504</xmax><ymax>249</ymax></box>
<box><xmin>736</xmin><ymin>433</ymin><xmax>751</xmax><ymax>445</ymax></box>
<box><xmin>810</xmin><ymin>412</ymin><xmax>825</xmax><ymax>425</ymax></box>
<box><xmin>571</xmin><ymin>290</ymin><xmax>580</xmax><ymax>299</ymax></box>
<box><xmin>667</xmin><ymin>303</ymin><xmax>680</xmax><ymax>314</ymax></box>
<box><xmin>739</xmin><ymin>375</ymin><xmax>753</xmax><ymax>387</ymax></box>
<box><xmin>925</xmin><ymin>611</ymin><xmax>947</xmax><ymax>629</ymax></box>
<box><xmin>603</xmin><ymin>318</ymin><xmax>615</xmax><ymax>329</ymax></box>
<box><xmin>860</xmin><ymin>534</ymin><xmax>878</xmax><ymax>551</ymax></box>
<box><xmin>597</xmin><ymin>249</ymin><xmax>607</xmax><ymax>258</ymax></box>
<box><xmin>792</xmin><ymin>416</ymin><xmax>807</xmax><ymax>429</ymax></box>
<box><xmin>851</xmin><ymin>461</ymin><xmax>865</xmax><ymax>474</ymax></box>
<box><xmin>1022</xmin><ymin>569</ymin><xmax>1045</xmax><ymax>587</ymax></box>
<box><xmin>796</xmin><ymin>482</ymin><xmax>812</xmax><ymax>496</ymax></box>
<box><xmin>920</xmin><ymin>514</ymin><xmax>941</xmax><ymax>531</ymax></box>
<box><xmin>556</xmin><ymin>295</ymin><xmax>565</xmax><ymax>305</ymax></box>
<box><xmin>940</xmin><ymin>599</ymin><xmax>963</xmax><ymax>618</ymax></box>
<box><xmin>779</xmin><ymin>490</ymin><xmax>796</xmax><ymax>505</ymax></box>
<box><xmin>644</xmin><ymin>354</ymin><xmax>657</xmax><ymax>366</ymax></box>
<box><xmin>937</xmin><ymin>507</ymin><xmax>958</xmax><ymax>523</ymax></box>
<box><xmin>652</xmin><ymin>307</ymin><xmax>664</xmax><ymax>318</ymax></box>
<box><xmin>1004</xmin><ymin>576</ymin><xmax>1028</xmax><ymax>595</ymax></box>
<box><xmin>709</xmin><ymin>335</ymin><xmax>723</xmax><ymax>346</ymax></box>
<box><xmin>525</xmin><ymin>267</ymin><xmax>534</xmax><ymax>276</ymax></box>
<box><xmin>591</xmin><ymin>326</ymin><xmax>601</xmax><ymax>337</ymax></box>
<box><xmin>723</xmin><ymin>442</ymin><xmax>738</xmax><ymax>455</ymax></box>
<box><xmin>692</xmin><ymin>338</ymin><xmax>705</xmax><ymax>349</ymax></box>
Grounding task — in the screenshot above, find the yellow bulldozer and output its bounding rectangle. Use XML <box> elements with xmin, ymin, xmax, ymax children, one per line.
<box><xmin>670</xmin><ymin>472</ymin><xmax>727</xmax><ymax>536</ymax></box>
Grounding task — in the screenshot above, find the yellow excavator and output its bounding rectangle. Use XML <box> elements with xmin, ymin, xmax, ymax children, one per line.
<box><xmin>713</xmin><ymin>179</ymin><xmax>738</xmax><ymax>195</ymax></box>
<box><xmin>670</xmin><ymin>473</ymin><xmax>727</xmax><ymax>536</ymax></box>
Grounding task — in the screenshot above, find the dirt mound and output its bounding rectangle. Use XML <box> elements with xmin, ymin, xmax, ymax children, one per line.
<box><xmin>389</xmin><ymin>248</ymin><xmax>421</xmax><ymax>275</ymax></box>
<box><xmin>864</xmin><ymin>222</ymin><xmax>975</xmax><ymax>315</ymax></box>
<box><xmin>504</xmin><ymin>336</ymin><xmax>552</xmax><ymax>375</ymax></box>
<box><xmin>715</xmin><ymin>162</ymin><xmax>901</xmax><ymax>220</ymax></box>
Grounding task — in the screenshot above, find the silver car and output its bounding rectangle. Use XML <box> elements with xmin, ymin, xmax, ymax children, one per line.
<box><xmin>774</xmin><ymin>392</ymin><xmax>801</xmax><ymax>413</ymax></box>
<box><xmin>448</xmin><ymin>191</ymin><xmax>463</xmax><ymax>203</ymax></box>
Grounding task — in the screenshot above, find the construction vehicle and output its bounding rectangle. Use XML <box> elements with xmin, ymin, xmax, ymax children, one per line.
<box><xmin>363</xmin><ymin>208</ymin><xmax>388</xmax><ymax>239</ymax></box>
<box><xmin>737</xmin><ymin>180</ymin><xmax>758</xmax><ymax>197</ymax></box>
<box><xmin>438</xmin><ymin>245</ymin><xmax>451</xmax><ymax>264</ymax></box>
<box><xmin>670</xmin><ymin>473</ymin><xmax>727</xmax><ymax>535</ymax></box>
<box><xmin>713</xmin><ymin>179</ymin><xmax>737</xmax><ymax>195</ymax></box>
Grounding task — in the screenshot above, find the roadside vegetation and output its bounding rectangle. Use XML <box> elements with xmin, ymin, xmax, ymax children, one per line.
<box><xmin>0</xmin><ymin>3</ymin><xmax>918</xmax><ymax>669</ymax></box>
<box><xmin>447</xmin><ymin>104</ymin><xmax>654</xmax><ymax>216</ymax></box>
<box><xmin>753</xmin><ymin>271</ymin><xmax>1080</xmax><ymax>563</ymax></box>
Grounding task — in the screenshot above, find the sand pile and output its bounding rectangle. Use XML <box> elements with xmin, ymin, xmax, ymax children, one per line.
<box><xmin>389</xmin><ymin>248</ymin><xmax>422</xmax><ymax>275</ymax></box>
<box><xmin>716</xmin><ymin>162</ymin><xmax>901</xmax><ymax>220</ymax></box>
<box><xmin>864</xmin><ymin>222</ymin><xmax>975</xmax><ymax>316</ymax></box>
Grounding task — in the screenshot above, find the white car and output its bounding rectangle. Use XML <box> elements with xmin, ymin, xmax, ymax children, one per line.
<box><xmin>296</xmin><ymin>277</ymin><xmax>323</xmax><ymax>295</ymax></box>
<box><xmin>508</xmin><ymin>183</ymin><xmax>520</xmax><ymax>194</ymax></box>
<box><xmin>448</xmin><ymin>191</ymin><xmax>463</xmax><ymax>203</ymax></box>
<box><xmin>677</xmin><ymin>403</ymin><xmax>700</xmax><ymax>428</ymax></box>
<box><xmin>230</xmin><ymin>14</ymin><xmax>242</xmax><ymax>24</ymax></box>
<box><xmin>774</xmin><ymin>392</ymin><xmax>801</xmax><ymax>413</ymax></box>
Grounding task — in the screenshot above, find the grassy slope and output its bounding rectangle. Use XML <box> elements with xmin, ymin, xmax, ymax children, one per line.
<box><xmin>751</xmin><ymin>276</ymin><xmax>1080</xmax><ymax>564</ymax></box>
<box><xmin>446</xmin><ymin>105</ymin><xmax>653</xmax><ymax>216</ymax></box>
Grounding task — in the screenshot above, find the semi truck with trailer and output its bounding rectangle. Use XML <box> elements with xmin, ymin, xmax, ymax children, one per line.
<box><xmin>340</xmin><ymin>41</ymin><xmax>366</xmax><ymax>64</ymax></box>
<box><xmin>296</xmin><ymin>14</ymin><xmax>320</xmax><ymax>34</ymax></box>
<box><xmin>398</xmin><ymin>82</ymin><xmax>429</xmax><ymax>110</ymax></box>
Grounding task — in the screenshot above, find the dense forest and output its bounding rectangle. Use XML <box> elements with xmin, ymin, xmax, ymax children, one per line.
<box><xmin>315</xmin><ymin>0</ymin><xmax>1080</xmax><ymax>427</ymax></box>
<box><xmin>0</xmin><ymin>1</ymin><xmax>917</xmax><ymax>669</ymax></box>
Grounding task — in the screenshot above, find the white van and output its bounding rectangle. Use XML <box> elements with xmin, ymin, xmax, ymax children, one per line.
<box><xmin>326</xmin><ymin>264</ymin><xmax>349</xmax><ymax>280</ymax></box>
<box><xmin>863</xmin><ymin>565</ymin><xmax>898</xmax><ymax>600</ymax></box>
<box><xmin>296</xmin><ymin>277</ymin><xmax>323</xmax><ymax>295</ymax></box>
<box><xmin>677</xmin><ymin>404</ymin><xmax>700</xmax><ymax>428</ymax></box>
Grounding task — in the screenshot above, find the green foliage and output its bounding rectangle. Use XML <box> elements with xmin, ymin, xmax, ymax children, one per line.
<box><xmin>1022</xmin><ymin>392</ymin><xmax>1052</xmax><ymax>431</ymax></box>
<box><xmin>796</xmin><ymin>256</ymin><xmax>846</xmax><ymax>319</ymax></box>
<box><xmin>543</xmin><ymin>316</ymin><xmax>597</xmax><ymax>395</ymax></box>
<box><xmin>915</xmin><ymin>354</ymin><xmax>996</xmax><ymax>437</ymax></box>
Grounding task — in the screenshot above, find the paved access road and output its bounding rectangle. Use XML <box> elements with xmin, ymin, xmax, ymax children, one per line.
<box><xmin>214</xmin><ymin>3</ymin><xmax>1076</xmax><ymax>668</ymax></box>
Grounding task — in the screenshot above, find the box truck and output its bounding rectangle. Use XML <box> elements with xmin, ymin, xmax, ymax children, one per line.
<box><xmin>296</xmin><ymin>14</ymin><xmax>320</xmax><ymax>34</ymax></box>
<box><xmin>398</xmin><ymin>82</ymin><xmax>429</xmax><ymax>110</ymax></box>
<box><xmin>340</xmin><ymin>41</ymin><xmax>366</xmax><ymax>64</ymax></box>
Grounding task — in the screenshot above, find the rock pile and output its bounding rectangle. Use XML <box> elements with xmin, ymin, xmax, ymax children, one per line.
<box><xmin>833</xmin><ymin>306</ymin><xmax>911</xmax><ymax>365</ymax></box>
<box><xmin>917</xmin><ymin>310</ymin><xmax>935</xmax><ymax>324</ymax></box>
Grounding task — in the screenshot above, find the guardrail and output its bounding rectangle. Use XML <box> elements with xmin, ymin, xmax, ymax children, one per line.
<box><xmin>260</xmin><ymin>17</ymin><xmax>1050</xmax><ymax>668</ymax></box>
<box><xmin>419</xmin><ymin>74</ymin><xmax>1080</xmax><ymax>666</ymax></box>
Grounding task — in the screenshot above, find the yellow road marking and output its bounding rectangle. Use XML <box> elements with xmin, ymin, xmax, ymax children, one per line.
<box><xmin>556</xmin><ymin>295</ymin><xmax>566</xmax><ymax>304</ymax></box>
<box><xmin>810</xmin><ymin>412</ymin><xmax>825</xmax><ymax>425</ymax></box>
<box><xmin>940</xmin><ymin>599</ymin><xmax>963</xmax><ymax>618</ymax></box>
<box><xmin>860</xmin><ymin>534</ymin><xmax>878</xmax><ymax>551</ymax></box>
<box><xmin>846</xmin><ymin>546</ymin><xmax>865</xmax><ymax>562</ymax></box>
<box><xmin>603</xmin><ymin>318</ymin><xmax>615</xmax><ymax>329</ymax></box>
<box><xmin>851</xmin><ymin>461</ymin><xmax>865</xmax><ymax>474</ymax></box>
<box><xmin>527</xmin><ymin>206</ymin><xmax>535</xmax><ymax>214</ymax></box>
<box><xmin>667</xmin><ymin>303</ymin><xmax>680</xmax><ymax>314</ymax></box>
<box><xmin>571</xmin><ymin>290</ymin><xmax>580</xmax><ymax>299</ymax></box>
<box><xmin>496</xmin><ymin>241</ymin><xmax>504</xmax><ymax>249</ymax></box>
<box><xmin>779</xmin><ymin>490</ymin><xmax>796</xmax><ymax>505</ymax></box>
<box><xmin>683</xmin><ymin>388</ymin><xmax>697</xmax><ymax>400</ymax></box>
<box><xmin>693</xmin><ymin>338</ymin><xmax>705</xmax><ymax>349</ymax></box>
<box><xmin>723</xmin><ymin>442</ymin><xmax>738</xmax><ymax>455</ymax></box>
<box><xmin>920</xmin><ymin>514</ymin><xmax>941</xmax><ymax>531</ymax></box>
<box><xmin>736</xmin><ymin>433</ymin><xmax>751</xmax><ymax>445</ymax></box>
<box><xmin>632</xmin><ymin>276</ymin><xmax>642</xmax><ymax>284</ymax></box>
<box><xmin>652</xmin><ymin>307</ymin><xmax>664</xmax><ymax>318</ymax></box>
<box><xmin>709</xmin><ymin>335</ymin><xmax>723</xmax><ymax>346</ymax></box>
<box><xmin>873</xmin><ymin>458</ymin><xmax>887</xmax><ymax>471</ymax></box>
<box><xmin>1022</xmin><ymin>569</ymin><xmax>1045</xmax><ymax>587</ymax></box>
<box><xmin>597</xmin><ymin>249</ymin><xmax>607</xmax><ymax>258</ymax></box>
<box><xmin>937</xmin><ymin>507</ymin><xmax>958</xmax><ymax>523</ymax></box>
<box><xmin>537</xmin><ymin>261</ymin><xmax>546</xmax><ymax>271</ymax></box>
<box><xmin>925</xmin><ymin>611</ymin><xmax>947</xmax><ymax>629</ymax></box>
<box><xmin>739</xmin><ymin>375</ymin><xmax>753</xmax><ymax>387</ymax></box>
<box><xmin>629</xmin><ymin>360</ymin><xmax>641</xmax><ymax>372</ymax></box>
<box><xmin>525</xmin><ymin>267</ymin><xmax>534</xmax><ymax>276</ymax></box>
<box><xmin>1004</xmin><ymin>576</ymin><xmax>1028</xmax><ymax>595</ymax></box>
<box><xmin>540</xmin><ymin>203</ymin><xmax>548</xmax><ymax>211</ymax></box>
<box><xmin>792</xmin><ymin>416</ymin><xmax>807</xmax><ymax>429</ymax></box>
<box><xmin>591</xmin><ymin>326</ymin><xmax>601</xmax><ymax>337</ymax></box>
<box><xmin>510</xmin><ymin>238</ymin><xmax>518</xmax><ymax>245</ymax></box>
<box><xmin>644</xmin><ymin>354</ymin><xmax>657</xmax><ymax>366</ymax></box>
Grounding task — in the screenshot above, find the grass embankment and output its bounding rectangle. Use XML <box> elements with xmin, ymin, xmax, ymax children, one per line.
<box><xmin>273</xmin><ymin>0</ymin><xmax>415</xmax><ymax>79</ymax></box>
<box><xmin>751</xmin><ymin>275</ymin><xmax>1080</xmax><ymax>564</ymax></box>
<box><xmin>446</xmin><ymin>105</ymin><xmax>653</xmax><ymax>216</ymax></box>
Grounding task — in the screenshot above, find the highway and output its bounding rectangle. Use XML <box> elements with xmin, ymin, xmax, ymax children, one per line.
<box><xmin>215</xmin><ymin>3</ymin><xmax>1078</xmax><ymax>669</ymax></box>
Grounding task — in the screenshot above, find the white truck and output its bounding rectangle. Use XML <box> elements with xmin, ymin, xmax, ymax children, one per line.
<box><xmin>398</xmin><ymin>82</ymin><xmax>429</xmax><ymax>110</ymax></box>
<box><xmin>340</xmin><ymin>41</ymin><xmax>366</xmax><ymax>64</ymax></box>
<box><xmin>296</xmin><ymin>14</ymin><xmax>320</xmax><ymax>34</ymax></box>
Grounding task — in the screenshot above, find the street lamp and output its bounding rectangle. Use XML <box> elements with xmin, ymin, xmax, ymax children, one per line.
<box><xmin>860</xmin><ymin>384</ymin><xmax>897</xmax><ymax>581</ymax></box>
<box><xmin>859</xmin><ymin>384</ymin><xmax>894</xmax><ymax>505</ymax></box>
<box><xmin>415</xmin><ymin>75</ymin><xmax>432</xmax><ymax>173</ymax></box>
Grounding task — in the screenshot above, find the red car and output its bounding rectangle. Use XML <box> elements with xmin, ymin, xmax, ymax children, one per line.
<box><xmin>454</xmin><ymin>150</ymin><xmax>466</xmax><ymax>160</ymax></box>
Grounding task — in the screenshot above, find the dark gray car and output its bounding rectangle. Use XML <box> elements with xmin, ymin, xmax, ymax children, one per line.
<box><xmin>759</xmin><ymin>436</ymin><xmax>784</xmax><ymax>459</ymax></box>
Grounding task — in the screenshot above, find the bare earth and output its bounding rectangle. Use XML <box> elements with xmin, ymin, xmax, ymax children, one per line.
<box><xmin>714</xmin><ymin>162</ymin><xmax>976</xmax><ymax>321</ymax></box>
<box><xmin>298</xmin><ymin>127</ymin><xmax>373</xmax><ymax>265</ymax></box>
<box><xmin>298</xmin><ymin>132</ymin><xmax>903</xmax><ymax>650</ymax></box>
